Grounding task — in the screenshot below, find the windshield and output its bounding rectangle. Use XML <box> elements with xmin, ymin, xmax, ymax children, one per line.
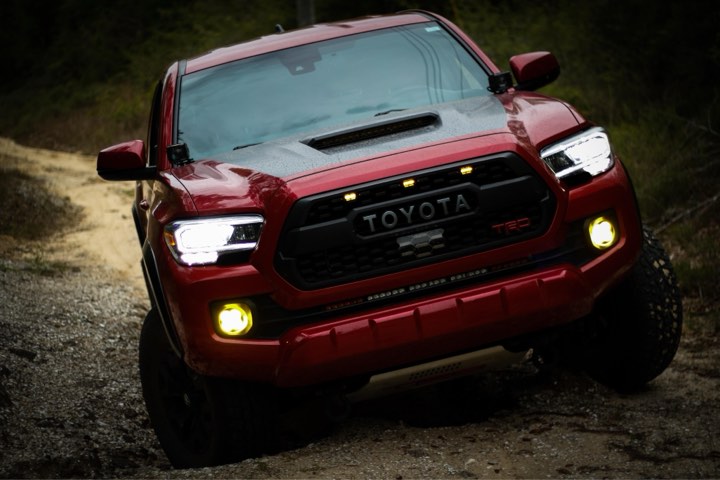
<box><xmin>177</xmin><ymin>21</ymin><xmax>491</xmax><ymax>160</ymax></box>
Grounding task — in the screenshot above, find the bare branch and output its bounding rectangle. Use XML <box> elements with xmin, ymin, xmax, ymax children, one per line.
<box><xmin>656</xmin><ymin>192</ymin><xmax>720</xmax><ymax>233</ymax></box>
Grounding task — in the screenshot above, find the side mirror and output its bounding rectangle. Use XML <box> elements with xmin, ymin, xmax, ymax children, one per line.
<box><xmin>510</xmin><ymin>51</ymin><xmax>560</xmax><ymax>91</ymax></box>
<box><xmin>97</xmin><ymin>140</ymin><xmax>156</xmax><ymax>181</ymax></box>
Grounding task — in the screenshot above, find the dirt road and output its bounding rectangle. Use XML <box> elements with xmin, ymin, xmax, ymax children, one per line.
<box><xmin>0</xmin><ymin>138</ymin><xmax>718</xmax><ymax>478</ymax></box>
<box><xmin>0</xmin><ymin>137</ymin><xmax>144</xmax><ymax>289</ymax></box>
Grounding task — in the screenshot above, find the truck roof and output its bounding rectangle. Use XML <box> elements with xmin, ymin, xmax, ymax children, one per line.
<box><xmin>185</xmin><ymin>12</ymin><xmax>432</xmax><ymax>74</ymax></box>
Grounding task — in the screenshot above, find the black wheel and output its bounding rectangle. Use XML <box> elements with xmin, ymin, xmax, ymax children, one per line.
<box><xmin>583</xmin><ymin>227</ymin><xmax>683</xmax><ymax>392</ymax></box>
<box><xmin>138</xmin><ymin>309</ymin><xmax>275</xmax><ymax>468</ymax></box>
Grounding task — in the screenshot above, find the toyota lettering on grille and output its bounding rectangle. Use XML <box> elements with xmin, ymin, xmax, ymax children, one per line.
<box><xmin>356</xmin><ymin>192</ymin><xmax>474</xmax><ymax>235</ymax></box>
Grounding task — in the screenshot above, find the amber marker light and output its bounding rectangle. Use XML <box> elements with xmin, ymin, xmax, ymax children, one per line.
<box><xmin>402</xmin><ymin>178</ymin><xmax>415</xmax><ymax>188</ymax></box>
<box><xmin>587</xmin><ymin>216</ymin><xmax>618</xmax><ymax>251</ymax></box>
<box><xmin>216</xmin><ymin>303</ymin><xmax>253</xmax><ymax>337</ymax></box>
<box><xmin>163</xmin><ymin>230</ymin><xmax>176</xmax><ymax>247</ymax></box>
<box><xmin>344</xmin><ymin>192</ymin><xmax>357</xmax><ymax>202</ymax></box>
<box><xmin>460</xmin><ymin>165</ymin><xmax>473</xmax><ymax>175</ymax></box>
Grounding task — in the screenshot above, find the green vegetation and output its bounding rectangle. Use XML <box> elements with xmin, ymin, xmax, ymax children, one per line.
<box><xmin>0</xmin><ymin>0</ymin><xmax>717</xmax><ymax>320</ymax></box>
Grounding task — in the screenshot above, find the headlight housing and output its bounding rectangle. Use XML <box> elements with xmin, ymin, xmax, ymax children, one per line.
<box><xmin>540</xmin><ymin>127</ymin><xmax>614</xmax><ymax>180</ymax></box>
<box><xmin>164</xmin><ymin>215</ymin><xmax>264</xmax><ymax>266</ymax></box>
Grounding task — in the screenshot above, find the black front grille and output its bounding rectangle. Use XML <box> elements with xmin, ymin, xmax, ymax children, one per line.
<box><xmin>275</xmin><ymin>152</ymin><xmax>556</xmax><ymax>290</ymax></box>
<box><xmin>305</xmin><ymin>158</ymin><xmax>517</xmax><ymax>225</ymax></box>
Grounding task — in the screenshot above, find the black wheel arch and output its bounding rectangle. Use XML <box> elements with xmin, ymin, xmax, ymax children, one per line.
<box><xmin>141</xmin><ymin>241</ymin><xmax>183</xmax><ymax>358</ymax></box>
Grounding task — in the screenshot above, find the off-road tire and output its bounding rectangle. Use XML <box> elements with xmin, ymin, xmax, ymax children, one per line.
<box><xmin>584</xmin><ymin>227</ymin><xmax>683</xmax><ymax>392</ymax></box>
<box><xmin>138</xmin><ymin>309</ymin><xmax>276</xmax><ymax>468</ymax></box>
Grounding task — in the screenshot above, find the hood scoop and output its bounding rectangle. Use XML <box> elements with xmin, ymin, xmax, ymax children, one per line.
<box><xmin>304</xmin><ymin>112</ymin><xmax>439</xmax><ymax>151</ymax></box>
<box><xmin>210</xmin><ymin>96</ymin><xmax>507</xmax><ymax>179</ymax></box>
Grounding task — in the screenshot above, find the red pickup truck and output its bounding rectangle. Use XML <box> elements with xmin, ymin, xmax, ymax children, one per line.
<box><xmin>97</xmin><ymin>10</ymin><xmax>682</xmax><ymax>468</ymax></box>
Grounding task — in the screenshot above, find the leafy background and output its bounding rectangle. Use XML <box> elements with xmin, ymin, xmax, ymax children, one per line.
<box><xmin>0</xmin><ymin>0</ymin><xmax>718</xmax><ymax>325</ymax></box>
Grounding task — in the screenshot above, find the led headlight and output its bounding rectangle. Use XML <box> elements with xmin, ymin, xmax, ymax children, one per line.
<box><xmin>164</xmin><ymin>215</ymin><xmax>263</xmax><ymax>266</ymax></box>
<box><xmin>540</xmin><ymin>127</ymin><xmax>614</xmax><ymax>179</ymax></box>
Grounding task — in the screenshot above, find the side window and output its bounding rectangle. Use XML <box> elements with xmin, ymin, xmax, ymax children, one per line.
<box><xmin>146</xmin><ymin>81</ymin><xmax>163</xmax><ymax>167</ymax></box>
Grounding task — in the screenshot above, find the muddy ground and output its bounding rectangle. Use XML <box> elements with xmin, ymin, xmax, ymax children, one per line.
<box><xmin>0</xmin><ymin>138</ymin><xmax>718</xmax><ymax>478</ymax></box>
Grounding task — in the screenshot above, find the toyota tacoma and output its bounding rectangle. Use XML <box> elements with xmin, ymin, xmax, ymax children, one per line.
<box><xmin>97</xmin><ymin>10</ymin><xmax>683</xmax><ymax>468</ymax></box>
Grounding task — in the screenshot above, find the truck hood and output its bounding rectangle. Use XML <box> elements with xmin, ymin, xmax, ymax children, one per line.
<box><xmin>172</xmin><ymin>92</ymin><xmax>582</xmax><ymax>213</ymax></box>
<box><xmin>208</xmin><ymin>94</ymin><xmax>507</xmax><ymax>179</ymax></box>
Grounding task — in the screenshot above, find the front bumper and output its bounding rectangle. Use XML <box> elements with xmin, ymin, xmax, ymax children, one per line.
<box><xmin>175</xmin><ymin>247</ymin><xmax>635</xmax><ymax>387</ymax></box>
<box><xmin>157</xmin><ymin>162</ymin><xmax>642</xmax><ymax>388</ymax></box>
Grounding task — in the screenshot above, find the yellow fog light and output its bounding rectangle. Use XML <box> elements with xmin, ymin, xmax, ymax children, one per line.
<box><xmin>587</xmin><ymin>216</ymin><xmax>617</xmax><ymax>251</ymax></box>
<box><xmin>216</xmin><ymin>303</ymin><xmax>253</xmax><ymax>336</ymax></box>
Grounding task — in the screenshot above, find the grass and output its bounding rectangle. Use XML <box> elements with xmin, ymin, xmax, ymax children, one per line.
<box><xmin>667</xmin><ymin>216</ymin><xmax>719</xmax><ymax>296</ymax></box>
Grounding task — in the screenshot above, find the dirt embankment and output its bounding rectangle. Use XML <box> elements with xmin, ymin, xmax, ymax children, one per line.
<box><xmin>0</xmin><ymin>137</ymin><xmax>144</xmax><ymax>288</ymax></box>
<box><xmin>0</xmin><ymin>138</ymin><xmax>718</xmax><ymax>478</ymax></box>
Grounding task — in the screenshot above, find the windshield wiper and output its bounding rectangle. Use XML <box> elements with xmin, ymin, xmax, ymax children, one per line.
<box><xmin>233</xmin><ymin>142</ymin><xmax>261</xmax><ymax>150</ymax></box>
<box><xmin>374</xmin><ymin>108</ymin><xmax>407</xmax><ymax>117</ymax></box>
